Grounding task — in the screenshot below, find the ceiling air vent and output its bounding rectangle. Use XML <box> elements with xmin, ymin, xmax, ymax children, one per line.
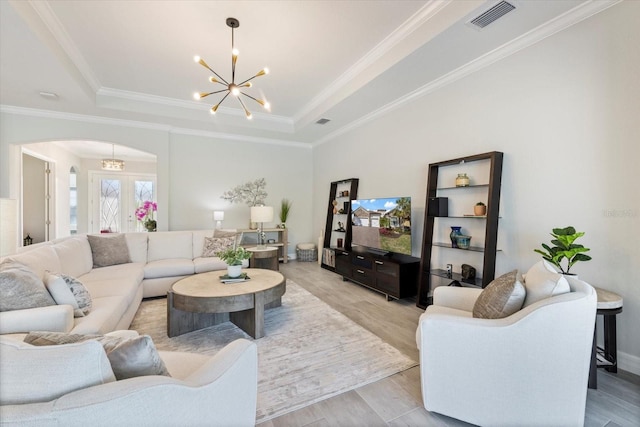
<box><xmin>316</xmin><ymin>118</ymin><xmax>331</xmax><ymax>125</ymax></box>
<box><xmin>469</xmin><ymin>1</ymin><xmax>516</xmax><ymax>29</ymax></box>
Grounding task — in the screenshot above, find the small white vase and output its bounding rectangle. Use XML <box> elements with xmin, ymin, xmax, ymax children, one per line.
<box><xmin>227</xmin><ymin>264</ymin><xmax>242</xmax><ymax>278</ymax></box>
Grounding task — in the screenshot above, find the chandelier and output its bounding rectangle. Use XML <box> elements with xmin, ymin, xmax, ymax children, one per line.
<box><xmin>193</xmin><ymin>17</ymin><xmax>270</xmax><ymax>119</ymax></box>
<box><xmin>101</xmin><ymin>144</ymin><xmax>125</xmax><ymax>171</ymax></box>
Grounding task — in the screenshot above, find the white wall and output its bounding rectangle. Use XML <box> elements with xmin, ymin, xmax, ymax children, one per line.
<box><xmin>166</xmin><ymin>133</ymin><xmax>313</xmax><ymax>255</ymax></box>
<box><xmin>313</xmin><ymin>2</ymin><xmax>640</xmax><ymax>373</ymax></box>
<box><xmin>0</xmin><ymin>115</ymin><xmax>313</xmax><ymax>256</ymax></box>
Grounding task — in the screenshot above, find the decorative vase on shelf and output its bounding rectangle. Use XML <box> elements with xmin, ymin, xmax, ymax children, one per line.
<box><xmin>455</xmin><ymin>173</ymin><xmax>470</xmax><ymax>187</ymax></box>
<box><xmin>227</xmin><ymin>264</ymin><xmax>242</xmax><ymax>278</ymax></box>
<box><xmin>450</xmin><ymin>226</ymin><xmax>462</xmax><ymax>248</ymax></box>
<box><xmin>144</xmin><ymin>220</ymin><xmax>157</xmax><ymax>232</ymax></box>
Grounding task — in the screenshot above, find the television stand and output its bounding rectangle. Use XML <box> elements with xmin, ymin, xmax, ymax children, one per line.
<box><xmin>334</xmin><ymin>246</ymin><xmax>420</xmax><ymax>301</ymax></box>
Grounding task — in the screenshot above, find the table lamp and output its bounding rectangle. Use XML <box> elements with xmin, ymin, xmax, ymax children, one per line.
<box><xmin>250</xmin><ymin>206</ymin><xmax>273</xmax><ymax>249</ymax></box>
<box><xmin>213</xmin><ymin>211</ymin><xmax>224</xmax><ymax>229</ymax></box>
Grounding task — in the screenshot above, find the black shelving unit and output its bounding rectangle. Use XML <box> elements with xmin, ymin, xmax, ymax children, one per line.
<box><xmin>321</xmin><ymin>178</ymin><xmax>359</xmax><ymax>272</ymax></box>
<box><xmin>417</xmin><ymin>152</ymin><xmax>503</xmax><ymax>308</ymax></box>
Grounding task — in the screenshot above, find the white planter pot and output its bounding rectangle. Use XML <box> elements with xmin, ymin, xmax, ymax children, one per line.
<box><xmin>227</xmin><ymin>264</ymin><xmax>242</xmax><ymax>278</ymax></box>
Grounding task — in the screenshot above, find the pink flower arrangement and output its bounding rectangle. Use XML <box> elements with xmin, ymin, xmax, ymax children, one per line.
<box><xmin>135</xmin><ymin>201</ymin><xmax>157</xmax><ymax>223</ymax></box>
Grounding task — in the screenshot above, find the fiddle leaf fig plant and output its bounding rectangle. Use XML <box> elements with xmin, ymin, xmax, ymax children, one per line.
<box><xmin>534</xmin><ymin>226</ymin><xmax>591</xmax><ymax>274</ymax></box>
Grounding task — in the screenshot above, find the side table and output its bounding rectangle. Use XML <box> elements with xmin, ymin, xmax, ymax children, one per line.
<box><xmin>247</xmin><ymin>246</ymin><xmax>279</xmax><ymax>271</ymax></box>
<box><xmin>588</xmin><ymin>286</ymin><xmax>623</xmax><ymax>389</ymax></box>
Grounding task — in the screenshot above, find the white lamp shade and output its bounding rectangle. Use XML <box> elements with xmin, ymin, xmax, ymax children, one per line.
<box><xmin>251</xmin><ymin>206</ymin><xmax>273</xmax><ymax>223</ymax></box>
<box><xmin>0</xmin><ymin>198</ymin><xmax>18</xmax><ymax>256</ymax></box>
<box><xmin>213</xmin><ymin>211</ymin><xmax>225</xmax><ymax>221</ymax></box>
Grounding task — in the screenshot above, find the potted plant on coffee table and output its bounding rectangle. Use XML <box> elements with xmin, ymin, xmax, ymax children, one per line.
<box><xmin>218</xmin><ymin>246</ymin><xmax>252</xmax><ymax>278</ymax></box>
<box><xmin>534</xmin><ymin>226</ymin><xmax>591</xmax><ymax>275</ymax></box>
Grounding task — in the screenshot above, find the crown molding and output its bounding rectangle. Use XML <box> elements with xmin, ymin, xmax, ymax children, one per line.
<box><xmin>96</xmin><ymin>87</ymin><xmax>295</xmax><ymax>133</ymax></box>
<box><xmin>25</xmin><ymin>0</ymin><xmax>102</xmax><ymax>93</ymax></box>
<box><xmin>313</xmin><ymin>0</ymin><xmax>621</xmax><ymax>147</ymax></box>
<box><xmin>0</xmin><ymin>105</ymin><xmax>309</xmax><ymax>148</ymax></box>
<box><xmin>293</xmin><ymin>0</ymin><xmax>456</xmax><ymax>128</ymax></box>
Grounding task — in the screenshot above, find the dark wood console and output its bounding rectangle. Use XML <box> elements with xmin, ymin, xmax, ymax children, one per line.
<box><xmin>335</xmin><ymin>246</ymin><xmax>420</xmax><ymax>301</ymax></box>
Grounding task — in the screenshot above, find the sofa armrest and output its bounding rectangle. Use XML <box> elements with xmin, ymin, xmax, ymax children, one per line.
<box><xmin>432</xmin><ymin>286</ymin><xmax>482</xmax><ymax>312</ymax></box>
<box><xmin>0</xmin><ymin>305</ymin><xmax>74</xmax><ymax>334</ymax></box>
<box><xmin>1</xmin><ymin>339</ymin><xmax>258</xmax><ymax>426</ymax></box>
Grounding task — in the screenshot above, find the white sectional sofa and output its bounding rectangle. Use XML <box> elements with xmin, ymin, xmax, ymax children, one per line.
<box><xmin>0</xmin><ymin>230</ymin><xmax>239</xmax><ymax>336</ymax></box>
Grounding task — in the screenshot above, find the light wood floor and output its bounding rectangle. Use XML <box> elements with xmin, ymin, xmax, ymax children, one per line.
<box><xmin>257</xmin><ymin>261</ymin><xmax>640</xmax><ymax>427</ymax></box>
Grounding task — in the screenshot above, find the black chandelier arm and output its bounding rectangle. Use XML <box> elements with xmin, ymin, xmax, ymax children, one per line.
<box><xmin>201</xmin><ymin>88</ymin><xmax>229</xmax><ymax>98</ymax></box>
<box><xmin>236</xmin><ymin>96</ymin><xmax>252</xmax><ymax>117</ymax></box>
<box><xmin>197</xmin><ymin>59</ymin><xmax>229</xmax><ymax>86</ymax></box>
<box><xmin>231</xmin><ymin>27</ymin><xmax>237</xmax><ymax>84</ymax></box>
<box><xmin>238</xmin><ymin>71</ymin><xmax>266</xmax><ymax>87</ymax></box>
<box><xmin>239</xmin><ymin>91</ymin><xmax>263</xmax><ymax>105</ymax></box>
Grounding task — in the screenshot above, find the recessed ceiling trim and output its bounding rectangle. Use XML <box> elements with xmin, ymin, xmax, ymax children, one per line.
<box><xmin>292</xmin><ymin>0</ymin><xmax>477</xmax><ymax>129</ymax></box>
<box><xmin>313</xmin><ymin>0</ymin><xmax>621</xmax><ymax>147</ymax></box>
<box><xmin>11</xmin><ymin>0</ymin><xmax>101</xmax><ymax>94</ymax></box>
<box><xmin>0</xmin><ymin>105</ymin><xmax>309</xmax><ymax>148</ymax></box>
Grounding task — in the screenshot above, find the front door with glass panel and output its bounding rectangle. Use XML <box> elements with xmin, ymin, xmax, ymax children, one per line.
<box><xmin>90</xmin><ymin>173</ymin><xmax>156</xmax><ymax>233</ymax></box>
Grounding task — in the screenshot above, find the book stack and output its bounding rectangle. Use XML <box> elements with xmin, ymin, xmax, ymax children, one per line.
<box><xmin>219</xmin><ymin>273</ymin><xmax>251</xmax><ymax>284</ymax></box>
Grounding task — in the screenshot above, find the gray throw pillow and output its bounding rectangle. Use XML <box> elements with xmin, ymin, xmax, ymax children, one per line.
<box><xmin>87</xmin><ymin>234</ymin><xmax>132</xmax><ymax>268</ymax></box>
<box><xmin>0</xmin><ymin>259</ymin><xmax>56</xmax><ymax>312</ymax></box>
<box><xmin>472</xmin><ymin>270</ymin><xmax>526</xmax><ymax>319</ymax></box>
<box><xmin>25</xmin><ymin>331</ymin><xmax>170</xmax><ymax>380</ymax></box>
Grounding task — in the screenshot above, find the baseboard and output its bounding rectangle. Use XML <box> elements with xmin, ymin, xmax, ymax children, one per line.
<box><xmin>618</xmin><ymin>351</ymin><xmax>640</xmax><ymax>376</ymax></box>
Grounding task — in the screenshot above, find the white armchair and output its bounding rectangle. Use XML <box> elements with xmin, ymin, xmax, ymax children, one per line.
<box><xmin>0</xmin><ymin>337</ymin><xmax>258</xmax><ymax>426</ymax></box>
<box><xmin>416</xmin><ymin>277</ymin><xmax>596</xmax><ymax>426</ymax></box>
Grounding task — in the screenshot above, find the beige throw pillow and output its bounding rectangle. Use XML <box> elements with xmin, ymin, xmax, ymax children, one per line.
<box><xmin>472</xmin><ymin>270</ymin><xmax>525</xmax><ymax>319</ymax></box>
<box><xmin>522</xmin><ymin>260</ymin><xmax>570</xmax><ymax>307</ymax></box>
<box><xmin>87</xmin><ymin>234</ymin><xmax>132</xmax><ymax>268</ymax></box>
<box><xmin>202</xmin><ymin>236</ymin><xmax>236</xmax><ymax>257</ymax></box>
<box><xmin>0</xmin><ymin>259</ymin><xmax>56</xmax><ymax>312</ymax></box>
<box><xmin>25</xmin><ymin>331</ymin><xmax>170</xmax><ymax>380</ymax></box>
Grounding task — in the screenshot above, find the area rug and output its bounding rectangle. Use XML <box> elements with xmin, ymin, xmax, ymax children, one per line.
<box><xmin>130</xmin><ymin>280</ymin><xmax>417</xmax><ymax>422</ymax></box>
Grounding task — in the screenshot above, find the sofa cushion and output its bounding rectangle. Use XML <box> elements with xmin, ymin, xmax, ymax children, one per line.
<box><xmin>87</xmin><ymin>234</ymin><xmax>132</xmax><ymax>268</ymax></box>
<box><xmin>192</xmin><ymin>229</ymin><xmax>214</xmax><ymax>258</ymax></box>
<box><xmin>0</xmin><ymin>337</ymin><xmax>115</xmax><ymax>405</ymax></box>
<box><xmin>0</xmin><ymin>260</ymin><xmax>56</xmax><ymax>312</ymax></box>
<box><xmin>44</xmin><ymin>272</ymin><xmax>92</xmax><ymax>318</ymax></box>
<box><xmin>70</xmin><ymin>296</ymin><xmax>130</xmax><ymax>335</ymax></box>
<box><xmin>53</xmin><ymin>236</ymin><xmax>94</xmax><ymax>278</ymax></box>
<box><xmin>473</xmin><ymin>270</ymin><xmax>525</xmax><ymax>319</ymax></box>
<box><xmin>145</xmin><ymin>258</ymin><xmax>195</xmax><ymax>279</ymax></box>
<box><xmin>79</xmin><ymin>263</ymin><xmax>144</xmax><ymax>301</ymax></box>
<box><xmin>202</xmin><ymin>236</ymin><xmax>236</xmax><ymax>257</ymax></box>
<box><xmin>125</xmin><ymin>232</ymin><xmax>149</xmax><ymax>264</ymax></box>
<box><xmin>193</xmin><ymin>256</ymin><xmax>228</xmax><ymax>274</ymax></box>
<box><xmin>148</xmin><ymin>231</ymin><xmax>193</xmax><ymax>261</ymax></box>
<box><xmin>25</xmin><ymin>331</ymin><xmax>170</xmax><ymax>381</ymax></box>
<box><xmin>523</xmin><ymin>261</ymin><xmax>570</xmax><ymax>307</ymax></box>
<box><xmin>8</xmin><ymin>244</ymin><xmax>61</xmax><ymax>281</ymax></box>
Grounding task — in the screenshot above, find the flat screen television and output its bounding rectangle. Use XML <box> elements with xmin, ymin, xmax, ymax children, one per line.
<box><xmin>350</xmin><ymin>197</ymin><xmax>412</xmax><ymax>256</ymax></box>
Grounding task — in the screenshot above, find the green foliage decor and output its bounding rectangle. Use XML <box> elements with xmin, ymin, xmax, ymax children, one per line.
<box><xmin>218</xmin><ymin>247</ymin><xmax>252</xmax><ymax>266</ymax></box>
<box><xmin>534</xmin><ymin>226</ymin><xmax>591</xmax><ymax>274</ymax></box>
<box><xmin>279</xmin><ymin>198</ymin><xmax>292</xmax><ymax>223</ymax></box>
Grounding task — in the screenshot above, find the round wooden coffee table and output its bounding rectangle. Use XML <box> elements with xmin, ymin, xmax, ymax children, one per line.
<box><xmin>167</xmin><ymin>268</ymin><xmax>286</xmax><ymax>339</ymax></box>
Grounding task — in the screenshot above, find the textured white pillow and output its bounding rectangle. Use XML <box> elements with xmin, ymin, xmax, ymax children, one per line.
<box><xmin>202</xmin><ymin>236</ymin><xmax>235</xmax><ymax>257</ymax></box>
<box><xmin>44</xmin><ymin>271</ymin><xmax>83</xmax><ymax>317</ymax></box>
<box><xmin>0</xmin><ymin>337</ymin><xmax>115</xmax><ymax>405</ymax></box>
<box><xmin>523</xmin><ymin>260</ymin><xmax>570</xmax><ymax>307</ymax></box>
<box><xmin>44</xmin><ymin>272</ymin><xmax>92</xmax><ymax>317</ymax></box>
<box><xmin>25</xmin><ymin>332</ymin><xmax>170</xmax><ymax>381</ymax></box>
